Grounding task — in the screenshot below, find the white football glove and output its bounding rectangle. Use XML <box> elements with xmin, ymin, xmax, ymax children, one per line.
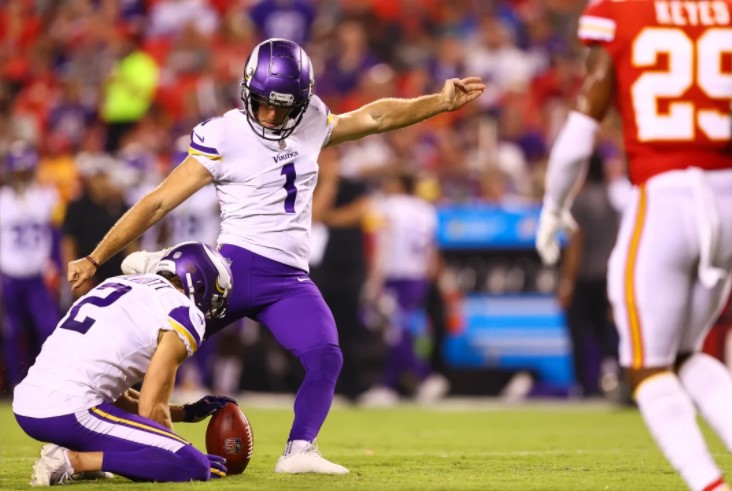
<box><xmin>535</xmin><ymin>203</ymin><xmax>577</xmax><ymax>266</ymax></box>
<box><xmin>121</xmin><ymin>249</ymin><xmax>168</xmax><ymax>275</ymax></box>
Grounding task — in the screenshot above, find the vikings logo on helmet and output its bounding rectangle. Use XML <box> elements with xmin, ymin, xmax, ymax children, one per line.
<box><xmin>224</xmin><ymin>437</ymin><xmax>243</xmax><ymax>455</ymax></box>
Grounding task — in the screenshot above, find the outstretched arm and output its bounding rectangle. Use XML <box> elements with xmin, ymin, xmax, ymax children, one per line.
<box><xmin>67</xmin><ymin>157</ymin><xmax>213</xmax><ymax>289</ymax></box>
<box><xmin>138</xmin><ymin>331</ymin><xmax>188</xmax><ymax>430</ymax></box>
<box><xmin>325</xmin><ymin>77</ymin><xmax>485</xmax><ymax>146</ymax></box>
<box><xmin>536</xmin><ymin>46</ymin><xmax>615</xmax><ymax>265</ymax></box>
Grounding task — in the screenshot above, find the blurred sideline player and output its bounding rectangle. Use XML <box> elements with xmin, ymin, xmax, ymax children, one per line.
<box><xmin>536</xmin><ymin>1</ymin><xmax>732</xmax><ymax>489</ymax></box>
<box><xmin>67</xmin><ymin>38</ymin><xmax>484</xmax><ymax>474</ymax></box>
<box><xmin>162</xmin><ymin>136</ymin><xmax>221</xmax><ymax>249</ymax></box>
<box><xmin>13</xmin><ymin>242</ymin><xmax>234</xmax><ymax>485</ymax></box>
<box><xmin>0</xmin><ymin>142</ymin><xmax>61</xmax><ymax>388</ymax></box>
<box><xmin>359</xmin><ymin>170</ymin><xmax>446</xmax><ymax>406</ymax></box>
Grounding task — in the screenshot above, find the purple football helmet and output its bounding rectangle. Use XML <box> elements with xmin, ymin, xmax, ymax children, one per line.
<box><xmin>240</xmin><ymin>38</ymin><xmax>314</xmax><ymax>141</ymax></box>
<box><xmin>5</xmin><ymin>141</ymin><xmax>39</xmax><ymax>173</ymax></box>
<box><xmin>154</xmin><ymin>242</ymin><xmax>233</xmax><ymax>321</ymax></box>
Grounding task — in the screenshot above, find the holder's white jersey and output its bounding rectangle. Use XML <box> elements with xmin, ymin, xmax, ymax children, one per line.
<box><xmin>376</xmin><ymin>194</ymin><xmax>437</xmax><ymax>280</ymax></box>
<box><xmin>0</xmin><ymin>184</ymin><xmax>58</xmax><ymax>278</ymax></box>
<box><xmin>13</xmin><ymin>275</ymin><xmax>206</xmax><ymax>418</ymax></box>
<box><xmin>187</xmin><ymin>96</ymin><xmax>334</xmax><ymax>272</ymax></box>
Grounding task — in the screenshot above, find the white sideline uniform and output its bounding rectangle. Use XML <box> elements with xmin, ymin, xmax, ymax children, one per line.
<box><xmin>0</xmin><ymin>184</ymin><xmax>58</xmax><ymax>277</ymax></box>
<box><xmin>607</xmin><ymin>169</ymin><xmax>732</xmax><ymax>368</ymax></box>
<box><xmin>375</xmin><ymin>194</ymin><xmax>437</xmax><ymax>280</ymax></box>
<box><xmin>13</xmin><ymin>274</ymin><xmax>206</xmax><ymax>418</ymax></box>
<box><xmin>165</xmin><ymin>185</ymin><xmax>221</xmax><ymax>247</ymax></box>
<box><xmin>187</xmin><ymin>96</ymin><xmax>334</xmax><ymax>272</ymax></box>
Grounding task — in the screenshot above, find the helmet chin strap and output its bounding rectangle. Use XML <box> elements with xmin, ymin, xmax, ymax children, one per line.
<box><xmin>240</xmin><ymin>83</ymin><xmax>309</xmax><ymax>142</ymax></box>
<box><xmin>185</xmin><ymin>272</ymin><xmax>196</xmax><ymax>305</ymax></box>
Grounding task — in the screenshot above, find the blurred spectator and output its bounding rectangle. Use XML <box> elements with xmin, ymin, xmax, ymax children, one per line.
<box><xmin>318</xmin><ymin>20</ymin><xmax>381</xmax><ymax>101</ymax></box>
<box><xmin>61</xmin><ymin>157</ymin><xmax>137</xmax><ymax>297</ymax></box>
<box><xmin>147</xmin><ymin>0</ymin><xmax>219</xmax><ymax>39</ymax></box>
<box><xmin>0</xmin><ymin>142</ymin><xmax>61</xmax><ymax>389</ymax></box>
<box><xmin>249</xmin><ymin>0</ymin><xmax>316</xmax><ymax>47</ymax></box>
<box><xmin>99</xmin><ymin>32</ymin><xmax>159</xmax><ymax>152</ymax></box>
<box><xmin>35</xmin><ymin>132</ymin><xmax>79</xmax><ymax>220</ymax></box>
<box><xmin>47</xmin><ymin>80</ymin><xmax>95</xmax><ymax>152</ymax></box>
<box><xmin>466</xmin><ymin>15</ymin><xmax>536</xmax><ymax>110</ymax></box>
<box><xmin>557</xmin><ymin>152</ymin><xmax>621</xmax><ymax>399</ymax></box>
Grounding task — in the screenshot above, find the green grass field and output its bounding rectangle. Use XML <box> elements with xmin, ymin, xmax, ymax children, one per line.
<box><xmin>1</xmin><ymin>400</ymin><xmax>729</xmax><ymax>490</ymax></box>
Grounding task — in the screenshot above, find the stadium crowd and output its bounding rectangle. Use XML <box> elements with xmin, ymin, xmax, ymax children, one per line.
<box><xmin>0</xmin><ymin>0</ymin><xmax>634</xmax><ymax>400</ymax></box>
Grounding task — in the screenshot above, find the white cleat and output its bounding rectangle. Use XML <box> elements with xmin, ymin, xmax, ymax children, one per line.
<box><xmin>70</xmin><ymin>471</ymin><xmax>115</xmax><ymax>481</ymax></box>
<box><xmin>30</xmin><ymin>444</ymin><xmax>73</xmax><ymax>486</ymax></box>
<box><xmin>274</xmin><ymin>442</ymin><xmax>349</xmax><ymax>474</ymax></box>
<box><xmin>415</xmin><ymin>374</ymin><xmax>450</xmax><ymax>404</ymax></box>
<box><xmin>356</xmin><ymin>385</ymin><xmax>399</xmax><ymax>407</ymax></box>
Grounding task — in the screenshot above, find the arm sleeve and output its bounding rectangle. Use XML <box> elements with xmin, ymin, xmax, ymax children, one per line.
<box><xmin>188</xmin><ymin>117</ymin><xmax>226</xmax><ymax>181</ymax></box>
<box><xmin>308</xmin><ymin>96</ymin><xmax>335</xmax><ymax>147</ymax></box>
<box><xmin>162</xmin><ymin>305</ymin><xmax>206</xmax><ymax>357</ymax></box>
<box><xmin>577</xmin><ymin>0</ymin><xmax>617</xmax><ymax>47</ymax></box>
<box><xmin>543</xmin><ymin>111</ymin><xmax>600</xmax><ymax>211</ymax></box>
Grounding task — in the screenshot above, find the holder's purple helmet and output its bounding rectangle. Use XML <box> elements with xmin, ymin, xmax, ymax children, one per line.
<box><xmin>6</xmin><ymin>141</ymin><xmax>38</xmax><ymax>173</ymax></box>
<box><xmin>240</xmin><ymin>38</ymin><xmax>314</xmax><ymax>141</ymax></box>
<box><xmin>154</xmin><ymin>242</ymin><xmax>233</xmax><ymax>322</ymax></box>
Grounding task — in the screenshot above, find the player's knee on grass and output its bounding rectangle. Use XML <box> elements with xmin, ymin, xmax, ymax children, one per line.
<box><xmin>175</xmin><ymin>445</ymin><xmax>211</xmax><ymax>481</ymax></box>
<box><xmin>300</xmin><ymin>343</ymin><xmax>343</xmax><ymax>385</ymax></box>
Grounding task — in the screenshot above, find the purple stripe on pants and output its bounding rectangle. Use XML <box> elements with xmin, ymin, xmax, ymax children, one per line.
<box><xmin>15</xmin><ymin>402</ymin><xmax>210</xmax><ymax>482</ymax></box>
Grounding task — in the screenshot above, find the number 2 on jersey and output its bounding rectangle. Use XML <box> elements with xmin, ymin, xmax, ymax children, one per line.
<box><xmin>631</xmin><ymin>27</ymin><xmax>732</xmax><ymax>141</ymax></box>
<box><xmin>59</xmin><ymin>283</ymin><xmax>131</xmax><ymax>334</ymax></box>
<box><xmin>281</xmin><ymin>163</ymin><xmax>297</xmax><ymax>213</ymax></box>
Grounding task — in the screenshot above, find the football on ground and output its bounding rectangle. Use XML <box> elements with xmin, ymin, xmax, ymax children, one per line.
<box><xmin>206</xmin><ymin>402</ymin><xmax>254</xmax><ymax>475</ymax></box>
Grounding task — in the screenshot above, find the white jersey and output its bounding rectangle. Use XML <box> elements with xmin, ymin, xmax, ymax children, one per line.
<box><xmin>165</xmin><ymin>184</ymin><xmax>221</xmax><ymax>247</ymax></box>
<box><xmin>376</xmin><ymin>194</ymin><xmax>437</xmax><ymax>280</ymax></box>
<box><xmin>13</xmin><ymin>275</ymin><xmax>206</xmax><ymax>417</ymax></box>
<box><xmin>187</xmin><ymin>96</ymin><xmax>334</xmax><ymax>271</ymax></box>
<box><xmin>0</xmin><ymin>184</ymin><xmax>58</xmax><ymax>278</ymax></box>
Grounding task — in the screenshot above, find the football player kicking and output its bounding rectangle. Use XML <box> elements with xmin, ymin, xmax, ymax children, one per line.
<box><xmin>14</xmin><ymin>242</ymin><xmax>234</xmax><ymax>486</ymax></box>
<box><xmin>66</xmin><ymin>38</ymin><xmax>485</xmax><ymax>474</ymax></box>
<box><xmin>536</xmin><ymin>1</ymin><xmax>732</xmax><ymax>490</ymax></box>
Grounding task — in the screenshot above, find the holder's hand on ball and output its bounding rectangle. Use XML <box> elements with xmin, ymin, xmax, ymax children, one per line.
<box><xmin>207</xmin><ymin>454</ymin><xmax>227</xmax><ymax>478</ymax></box>
<box><xmin>183</xmin><ymin>396</ymin><xmax>238</xmax><ymax>423</ymax></box>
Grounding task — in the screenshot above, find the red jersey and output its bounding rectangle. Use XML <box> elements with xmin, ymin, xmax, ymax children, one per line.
<box><xmin>578</xmin><ymin>0</ymin><xmax>732</xmax><ymax>184</ymax></box>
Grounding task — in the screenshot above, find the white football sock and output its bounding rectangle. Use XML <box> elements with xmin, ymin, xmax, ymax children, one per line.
<box><xmin>634</xmin><ymin>372</ymin><xmax>723</xmax><ymax>491</ymax></box>
<box><xmin>284</xmin><ymin>440</ymin><xmax>311</xmax><ymax>456</ymax></box>
<box><xmin>63</xmin><ymin>449</ymin><xmax>75</xmax><ymax>475</ymax></box>
<box><xmin>679</xmin><ymin>353</ymin><xmax>732</xmax><ymax>453</ymax></box>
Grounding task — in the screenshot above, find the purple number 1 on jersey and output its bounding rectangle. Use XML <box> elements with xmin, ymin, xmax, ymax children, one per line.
<box><xmin>281</xmin><ymin>163</ymin><xmax>297</xmax><ymax>213</ymax></box>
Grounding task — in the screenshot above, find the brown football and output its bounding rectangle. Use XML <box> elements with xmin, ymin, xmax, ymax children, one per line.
<box><xmin>205</xmin><ymin>402</ymin><xmax>254</xmax><ymax>475</ymax></box>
